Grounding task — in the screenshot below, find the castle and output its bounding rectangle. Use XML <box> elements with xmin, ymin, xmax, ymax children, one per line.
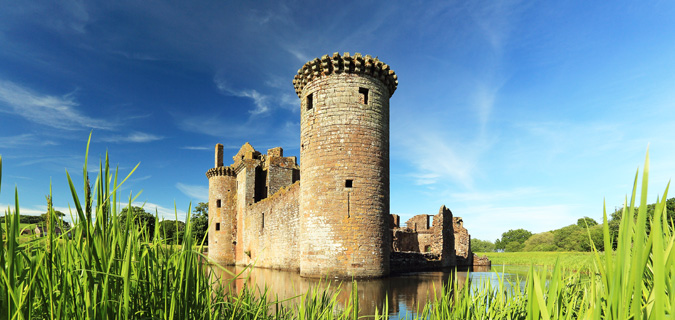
<box><xmin>206</xmin><ymin>53</ymin><xmax>488</xmax><ymax>278</ymax></box>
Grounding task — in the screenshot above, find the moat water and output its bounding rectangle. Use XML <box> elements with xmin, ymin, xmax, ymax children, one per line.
<box><xmin>209</xmin><ymin>265</ymin><xmax>529</xmax><ymax>319</ymax></box>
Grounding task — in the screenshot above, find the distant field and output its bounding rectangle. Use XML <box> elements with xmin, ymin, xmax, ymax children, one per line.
<box><xmin>476</xmin><ymin>251</ymin><xmax>603</xmax><ymax>271</ymax></box>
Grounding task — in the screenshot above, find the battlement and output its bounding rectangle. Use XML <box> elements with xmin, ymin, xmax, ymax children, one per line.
<box><xmin>206</xmin><ymin>166</ymin><xmax>237</xmax><ymax>178</ymax></box>
<box><xmin>293</xmin><ymin>52</ymin><xmax>398</xmax><ymax>98</ymax></box>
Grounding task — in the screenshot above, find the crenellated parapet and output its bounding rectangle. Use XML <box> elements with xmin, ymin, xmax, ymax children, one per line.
<box><xmin>206</xmin><ymin>166</ymin><xmax>237</xmax><ymax>178</ymax></box>
<box><xmin>293</xmin><ymin>52</ymin><xmax>398</xmax><ymax>98</ymax></box>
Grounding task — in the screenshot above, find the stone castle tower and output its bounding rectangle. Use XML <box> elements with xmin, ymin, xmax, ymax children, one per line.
<box><xmin>293</xmin><ymin>53</ymin><xmax>398</xmax><ymax>278</ymax></box>
<box><xmin>205</xmin><ymin>145</ymin><xmax>237</xmax><ymax>265</ymax></box>
<box><xmin>203</xmin><ymin>53</ymin><xmax>487</xmax><ymax>278</ymax></box>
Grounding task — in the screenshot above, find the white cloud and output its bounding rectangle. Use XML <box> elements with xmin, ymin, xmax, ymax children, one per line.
<box><xmin>100</xmin><ymin>132</ymin><xmax>163</xmax><ymax>143</ymax></box>
<box><xmin>401</xmin><ymin>132</ymin><xmax>482</xmax><ymax>188</ymax></box>
<box><xmin>175</xmin><ymin>183</ymin><xmax>208</xmax><ymax>202</ymax></box>
<box><xmin>182</xmin><ymin>146</ymin><xmax>210</xmax><ymax>151</ymax></box>
<box><xmin>0</xmin><ymin>80</ymin><xmax>114</xmax><ymax>130</ymax></box>
<box><xmin>0</xmin><ymin>134</ymin><xmax>58</xmax><ymax>148</ymax></box>
<box><xmin>214</xmin><ymin>77</ymin><xmax>270</xmax><ymax>115</ymax></box>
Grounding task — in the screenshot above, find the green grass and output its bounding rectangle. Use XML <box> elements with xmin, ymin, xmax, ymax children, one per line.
<box><xmin>2</xmin><ymin>138</ymin><xmax>674</xmax><ymax>319</ymax></box>
<box><xmin>477</xmin><ymin>251</ymin><xmax>600</xmax><ymax>272</ymax></box>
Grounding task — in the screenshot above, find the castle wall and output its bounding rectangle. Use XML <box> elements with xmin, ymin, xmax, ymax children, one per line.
<box><xmin>266</xmin><ymin>155</ymin><xmax>299</xmax><ymax>196</ymax></box>
<box><xmin>235</xmin><ymin>161</ymin><xmax>258</xmax><ymax>265</ymax></box>
<box><xmin>453</xmin><ymin>217</ymin><xmax>472</xmax><ymax>266</ymax></box>
<box><xmin>240</xmin><ymin>182</ymin><xmax>300</xmax><ymax>271</ymax></box>
<box><xmin>405</xmin><ymin>214</ymin><xmax>431</xmax><ymax>232</ymax></box>
<box><xmin>299</xmin><ymin>71</ymin><xmax>391</xmax><ymax>278</ymax></box>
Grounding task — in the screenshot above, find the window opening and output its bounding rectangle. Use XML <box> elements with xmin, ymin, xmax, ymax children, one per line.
<box><xmin>359</xmin><ymin>87</ymin><xmax>369</xmax><ymax>104</ymax></box>
<box><xmin>261</xmin><ymin>212</ymin><xmax>265</xmax><ymax>230</ymax></box>
<box><xmin>216</xmin><ymin>199</ymin><xmax>221</xmax><ymax>208</ymax></box>
<box><xmin>425</xmin><ymin>245</ymin><xmax>431</xmax><ymax>253</ymax></box>
<box><xmin>215</xmin><ymin>223</ymin><xmax>220</xmax><ymax>231</ymax></box>
<box><xmin>345</xmin><ymin>179</ymin><xmax>353</xmax><ymax>188</ymax></box>
<box><xmin>306</xmin><ymin>93</ymin><xmax>313</xmax><ymax>111</ymax></box>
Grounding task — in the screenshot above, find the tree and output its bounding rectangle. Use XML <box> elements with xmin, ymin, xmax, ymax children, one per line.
<box><xmin>505</xmin><ymin>241</ymin><xmax>524</xmax><ymax>252</ymax></box>
<box><xmin>577</xmin><ymin>217</ymin><xmax>598</xmax><ymax>228</ymax></box>
<box><xmin>40</xmin><ymin>210</ymin><xmax>70</xmax><ymax>228</ymax></box>
<box><xmin>159</xmin><ymin>220</ymin><xmax>186</xmax><ymax>244</ymax></box>
<box><xmin>471</xmin><ymin>238</ymin><xmax>495</xmax><ymax>252</ymax></box>
<box><xmin>191</xmin><ymin>202</ymin><xmax>208</xmax><ymax>245</ymax></box>
<box><xmin>522</xmin><ymin>232</ymin><xmax>557</xmax><ymax>251</ymax></box>
<box><xmin>119</xmin><ymin>206</ymin><xmax>156</xmax><ymax>240</ymax></box>
<box><xmin>608</xmin><ymin>197</ymin><xmax>675</xmax><ymax>248</ymax></box>
<box><xmin>497</xmin><ymin>229</ymin><xmax>533</xmax><ymax>251</ymax></box>
<box><xmin>553</xmin><ymin>224</ymin><xmax>592</xmax><ymax>251</ymax></box>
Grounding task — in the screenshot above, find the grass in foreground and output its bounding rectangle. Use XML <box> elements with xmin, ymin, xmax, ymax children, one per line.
<box><xmin>2</xmin><ymin>139</ymin><xmax>674</xmax><ymax>319</ymax></box>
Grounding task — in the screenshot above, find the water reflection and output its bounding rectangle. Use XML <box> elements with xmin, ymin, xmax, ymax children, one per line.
<box><xmin>208</xmin><ymin>265</ymin><xmax>527</xmax><ymax>319</ymax></box>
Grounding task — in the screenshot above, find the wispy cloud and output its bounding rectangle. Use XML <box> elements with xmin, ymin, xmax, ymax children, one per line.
<box><xmin>214</xmin><ymin>76</ymin><xmax>270</xmax><ymax>115</ymax></box>
<box><xmin>0</xmin><ymin>134</ymin><xmax>58</xmax><ymax>148</ymax></box>
<box><xmin>401</xmin><ymin>132</ymin><xmax>484</xmax><ymax>188</ymax></box>
<box><xmin>175</xmin><ymin>183</ymin><xmax>208</xmax><ymax>202</ymax></box>
<box><xmin>0</xmin><ymin>80</ymin><xmax>114</xmax><ymax>130</ymax></box>
<box><xmin>100</xmin><ymin>132</ymin><xmax>163</xmax><ymax>143</ymax></box>
<box><xmin>182</xmin><ymin>146</ymin><xmax>210</xmax><ymax>151</ymax></box>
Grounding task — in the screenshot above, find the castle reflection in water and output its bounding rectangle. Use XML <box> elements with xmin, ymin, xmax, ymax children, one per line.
<box><xmin>209</xmin><ymin>265</ymin><xmax>516</xmax><ymax>318</ymax></box>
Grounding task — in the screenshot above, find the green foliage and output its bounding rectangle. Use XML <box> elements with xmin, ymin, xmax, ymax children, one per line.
<box><xmin>496</xmin><ymin>228</ymin><xmax>532</xmax><ymax>251</ymax></box>
<box><xmin>0</xmin><ymin>214</ymin><xmax>45</xmax><ymax>225</ymax></box>
<box><xmin>576</xmin><ymin>216</ymin><xmax>598</xmax><ymax>227</ymax></box>
<box><xmin>470</xmin><ymin>238</ymin><xmax>495</xmax><ymax>252</ymax></box>
<box><xmin>522</xmin><ymin>232</ymin><xmax>557</xmax><ymax>251</ymax></box>
<box><xmin>608</xmin><ymin>196</ymin><xmax>675</xmax><ymax>247</ymax></box>
<box><xmin>158</xmin><ymin>220</ymin><xmax>186</xmax><ymax>244</ymax></box>
<box><xmin>191</xmin><ymin>202</ymin><xmax>208</xmax><ymax>245</ymax></box>
<box><xmin>119</xmin><ymin>205</ymin><xmax>156</xmax><ymax>240</ymax></box>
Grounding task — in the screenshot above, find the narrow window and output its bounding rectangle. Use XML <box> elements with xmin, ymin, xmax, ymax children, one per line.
<box><xmin>359</xmin><ymin>87</ymin><xmax>369</xmax><ymax>104</ymax></box>
<box><xmin>427</xmin><ymin>216</ymin><xmax>431</xmax><ymax>229</ymax></box>
<box><xmin>215</xmin><ymin>223</ymin><xmax>220</xmax><ymax>231</ymax></box>
<box><xmin>345</xmin><ymin>179</ymin><xmax>353</xmax><ymax>188</ymax></box>
<box><xmin>306</xmin><ymin>93</ymin><xmax>313</xmax><ymax>111</ymax></box>
<box><xmin>261</xmin><ymin>212</ymin><xmax>265</xmax><ymax>230</ymax></box>
<box><xmin>216</xmin><ymin>199</ymin><xmax>221</xmax><ymax>208</ymax></box>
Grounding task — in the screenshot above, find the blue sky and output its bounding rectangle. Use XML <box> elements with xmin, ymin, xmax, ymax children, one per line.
<box><xmin>1</xmin><ymin>1</ymin><xmax>674</xmax><ymax>242</ymax></box>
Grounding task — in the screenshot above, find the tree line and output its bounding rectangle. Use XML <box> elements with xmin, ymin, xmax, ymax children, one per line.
<box><xmin>471</xmin><ymin>197</ymin><xmax>675</xmax><ymax>252</ymax></box>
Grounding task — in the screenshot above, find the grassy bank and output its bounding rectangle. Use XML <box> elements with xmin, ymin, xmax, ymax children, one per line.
<box><xmin>476</xmin><ymin>251</ymin><xmax>599</xmax><ymax>271</ymax></box>
<box><xmin>2</xmin><ymin>139</ymin><xmax>674</xmax><ymax>319</ymax></box>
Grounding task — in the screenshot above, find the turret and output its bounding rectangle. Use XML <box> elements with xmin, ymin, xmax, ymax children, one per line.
<box><xmin>294</xmin><ymin>52</ymin><xmax>398</xmax><ymax>278</ymax></box>
<box><xmin>205</xmin><ymin>143</ymin><xmax>237</xmax><ymax>265</ymax></box>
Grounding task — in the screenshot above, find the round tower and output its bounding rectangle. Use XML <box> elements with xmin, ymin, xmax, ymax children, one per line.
<box><xmin>205</xmin><ymin>144</ymin><xmax>237</xmax><ymax>265</ymax></box>
<box><xmin>293</xmin><ymin>52</ymin><xmax>398</xmax><ymax>278</ymax></box>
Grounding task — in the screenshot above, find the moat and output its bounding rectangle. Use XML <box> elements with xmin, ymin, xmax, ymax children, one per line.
<box><xmin>209</xmin><ymin>265</ymin><xmax>527</xmax><ymax>319</ymax></box>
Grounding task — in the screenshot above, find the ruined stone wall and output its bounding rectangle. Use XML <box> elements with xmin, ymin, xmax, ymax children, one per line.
<box><xmin>240</xmin><ymin>182</ymin><xmax>300</xmax><ymax>271</ymax></box>
<box><xmin>266</xmin><ymin>153</ymin><xmax>299</xmax><ymax>197</ymax></box>
<box><xmin>297</xmin><ymin>53</ymin><xmax>396</xmax><ymax>278</ymax></box>
<box><xmin>434</xmin><ymin>206</ymin><xmax>455</xmax><ymax>267</ymax></box>
<box><xmin>392</xmin><ymin>228</ymin><xmax>419</xmax><ymax>252</ymax></box>
<box><xmin>453</xmin><ymin>217</ymin><xmax>472</xmax><ymax>266</ymax></box>
<box><xmin>405</xmin><ymin>214</ymin><xmax>431</xmax><ymax>232</ymax></box>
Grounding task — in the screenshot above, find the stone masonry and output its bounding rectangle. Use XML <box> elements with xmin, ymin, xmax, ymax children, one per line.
<box><xmin>206</xmin><ymin>52</ymin><xmax>488</xmax><ymax>278</ymax></box>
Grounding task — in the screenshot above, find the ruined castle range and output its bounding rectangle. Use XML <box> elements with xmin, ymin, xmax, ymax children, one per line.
<box><xmin>206</xmin><ymin>53</ymin><xmax>487</xmax><ymax>278</ymax></box>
